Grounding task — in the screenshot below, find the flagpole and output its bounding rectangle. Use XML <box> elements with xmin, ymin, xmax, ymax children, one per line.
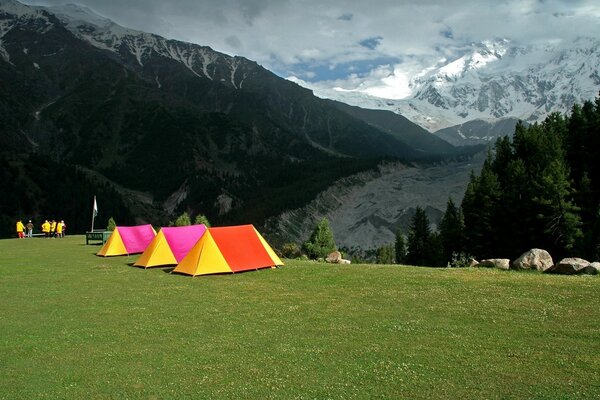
<box><xmin>91</xmin><ymin>196</ymin><xmax>96</xmax><ymax>232</ymax></box>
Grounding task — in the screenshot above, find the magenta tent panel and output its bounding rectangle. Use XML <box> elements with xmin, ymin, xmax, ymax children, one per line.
<box><xmin>118</xmin><ymin>224</ymin><xmax>156</xmax><ymax>254</ymax></box>
<box><xmin>162</xmin><ymin>224</ymin><xmax>207</xmax><ymax>262</ymax></box>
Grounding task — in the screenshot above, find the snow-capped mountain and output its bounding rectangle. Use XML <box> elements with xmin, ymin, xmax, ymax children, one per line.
<box><xmin>291</xmin><ymin>38</ymin><xmax>600</xmax><ymax>133</ymax></box>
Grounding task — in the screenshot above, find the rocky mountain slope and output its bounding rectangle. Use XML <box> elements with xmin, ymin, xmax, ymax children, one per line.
<box><xmin>267</xmin><ymin>156</ymin><xmax>484</xmax><ymax>252</ymax></box>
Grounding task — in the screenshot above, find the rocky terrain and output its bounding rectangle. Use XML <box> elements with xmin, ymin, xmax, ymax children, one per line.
<box><xmin>267</xmin><ymin>156</ymin><xmax>483</xmax><ymax>251</ymax></box>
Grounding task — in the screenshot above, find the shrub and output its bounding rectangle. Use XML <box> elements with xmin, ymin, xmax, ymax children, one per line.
<box><xmin>450</xmin><ymin>252</ymin><xmax>476</xmax><ymax>268</ymax></box>
<box><xmin>194</xmin><ymin>214</ymin><xmax>211</xmax><ymax>227</ymax></box>
<box><xmin>281</xmin><ymin>242</ymin><xmax>302</xmax><ymax>258</ymax></box>
<box><xmin>174</xmin><ymin>212</ymin><xmax>191</xmax><ymax>227</ymax></box>
<box><xmin>302</xmin><ymin>218</ymin><xmax>336</xmax><ymax>260</ymax></box>
<box><xmin>107</xmin><ymin>217</ymin><xmax>116</xmax><ymax>231</ymax></box>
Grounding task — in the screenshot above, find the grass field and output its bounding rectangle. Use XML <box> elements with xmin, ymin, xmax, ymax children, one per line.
<box><xmin>1</xmin><ymin>236</ymin><xmax>599</xmax><ymax>399</ymax></box>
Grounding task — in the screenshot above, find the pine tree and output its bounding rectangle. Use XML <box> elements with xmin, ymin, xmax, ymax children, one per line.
<box><xmin>533</xmin><ymin>158</ymin><xmax>582</xmax><ymax>257</ymax></box>
<box><xmin>194</xmin><ymin>214</ymin><xmax>211</xmax><ymax>227</ymax></box>
<box><xmin>406</xmin><ymin>207</ymin><xmax>431</xmax><ymax>266</ymax></box>
<box><xmin>439</xmin><ymin>197</ymin><xmax>465</xmax><ymax>263</ymax></box>
<box><xmin>107</xmin><ymin>217</ymin><xmax>116</xmax><ymax>231</ymax></box>
<box><xmin>376</xmin><ymin>244</ymin><xmax>395</xmax><ymax>264</ymax></box>
<box><xmin>395</xmin><ymin>229</ymin><xmax>407</xmax><ymax>264</ymax></box>
<box><xmin>174</xmin><ymin>212</ymin><xmax>191</xmax><ymax>226</ymax></box>
<box><xmin>462</xmin><ymin>158</ymin><xmax>501</xmax><ymax>259</ymax></box>
<box><xmin>302</xmin><ymin>217</ymin><xmax>336</xmax><ymax>259</ymax></box>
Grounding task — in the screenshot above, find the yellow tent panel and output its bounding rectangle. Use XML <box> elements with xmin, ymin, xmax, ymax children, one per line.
<box><xmin>254</xmin><ymin>226</ymin><xmax>284</xmax><ymax>266</ymax></box>
<box><xmin>133</xmin><ymin>230</ymin><xmax>177</xmax><ymax>268</ymax></box>
<box><xmin>173</xmin><ymin>231</ymin><xmax>232</xmax><ymax>276</ymax></box>
<box><xmin>96</xmin><ymin>229</ymin><xmax>127</xmax><ymax>256</ymax></box>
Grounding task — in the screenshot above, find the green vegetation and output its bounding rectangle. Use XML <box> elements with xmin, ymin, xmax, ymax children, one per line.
<box><xmin>460</xmin><ymin>100</ymin><xmax>600</xmax><ymax>261</ymax></box>
<box><xmin>394</xmin><ymin>229</ymin><xmax>406</xmax><ymax>264</ymax></box>
<box><xmin>411</xmin><ymin>98</ymin><xmax>600</xmax><ymax>267</ymax></box>
<box><xmin>194</xmin><ymin>214</ymin><xmax>211</xmax><ymax>227</ymax></box>
<box><xmin>173</xmin><ymin>212</ymin><xmax>191</xmax><ymax>227</ymax></box>
<box><xmin>1</xmin><ymin>236</ymin><xmax>599</xmax><ymax>399</ymax></box>
<box><xmin>376</xmin><ymin>243</ymin><xmax>395</xmax><ymax>264</ymax></box>
<box><xmin>106</xmin><ymin>217</ymin><xmax>117</xmax><ymax>231</ymax></box>
<box><xmin>302</xmin><ymin>217</ymin><xmax>336</xmax><ymax>259</ymax></box>
<box><xmin>406</xmin><ymin>206</ymin><xmax>443</xmax><ymax>267</ymax></box>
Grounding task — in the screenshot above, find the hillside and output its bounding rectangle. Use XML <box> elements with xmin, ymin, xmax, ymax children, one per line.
<box><xmin>266</xmin><ymin>157</ymin><xmax>483</xmax><ymax>252</ymax></box>
<box><xmin>0</xmin><ymin>0</ymin><xmax>477</xmax><ymax>238</ymax></box>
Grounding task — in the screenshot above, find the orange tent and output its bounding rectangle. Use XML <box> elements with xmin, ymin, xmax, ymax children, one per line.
<box><xmin>172</xmin><ymin>224</ymin><xmax>283</xmax><ymax>276</ymax></box>
<box><xmin>97</xmin><ymin>224</ymin><xmax>157</xmax><ymax>257</ymax></box>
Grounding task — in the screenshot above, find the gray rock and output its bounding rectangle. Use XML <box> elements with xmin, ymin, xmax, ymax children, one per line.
<box><xmin>339</xmin><ymin>259</ymin><xmax>351</xmax><ymax>265</ymax></box>
<box><xmin>590</xmin><ymin>262</ymin><xmax>600</xmax><ymax>274</ymax></box>
<box><xmin>480</xmin><ymin>259</ymin><xmax>510</xmax><ymax>270</ymax></box>
<box><xmin>468</xmin><ymin>259</ymin><xmax>479</xmax><ymax>268</ymax></box>
<box><xmin>512</xmin><ymin>249</ymin><xmax>554</xmax><ymax>271</ymax></box>
<box><xmin>326</xmin><ymin>251</ymin><xmax>342</xmax><ymax>264</ymax></box>
<box><xmin>547</xmin><ymin>258</ymin><xmax>591</xmax><ymax>275</ymax></box>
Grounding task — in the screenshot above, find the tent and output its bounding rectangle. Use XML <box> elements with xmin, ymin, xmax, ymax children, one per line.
<box><xmin>133</xmin><ymin>224</ymin><xmax>207</xmax><ymax>268</ymax></box>
<box><xmin>172</xmin><ymin>224</ymin><xmax>284</xmax><ymax>276</ymax></box>
<box><xmin>96</xmin><ymin>224</ymin><xmax>157</xmax><ymax>257</ymax></box>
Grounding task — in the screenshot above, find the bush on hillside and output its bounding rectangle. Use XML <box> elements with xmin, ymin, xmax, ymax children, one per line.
<box><xmin>107</xmin><ymin>217</ymin><xmax>116</xmax><ymax>231</ymax></box>
<box><xmin>302</xmin><ymin>218</ymin><xmax>336</xmax><ymax>260</ymax></box>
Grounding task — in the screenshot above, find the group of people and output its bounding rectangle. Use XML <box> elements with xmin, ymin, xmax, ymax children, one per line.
<box><xmin>15</xmin><ymin>219</ymin><xmax>67</xmax><ymax>238</ymax></box>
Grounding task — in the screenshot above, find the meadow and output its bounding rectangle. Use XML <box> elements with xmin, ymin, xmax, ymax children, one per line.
<box><xmin>1</xmin><ymin>236</ymin><xmax>599</xmax><ymax>399</ymax></box>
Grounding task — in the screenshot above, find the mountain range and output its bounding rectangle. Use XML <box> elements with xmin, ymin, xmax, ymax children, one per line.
<box><xmin>5</xmin><ymin>0</ymin><xmax>594</xmax><ymax>253</ymax></box>
<box><xmin>292</xmin><ymin>37</ymin><xmax>600</xmax><ymax>145</ymax></box>
<box><xmin>0</xmin><ymin>0</ymin><xmax>480</xmax><ymax>245</ymax></box>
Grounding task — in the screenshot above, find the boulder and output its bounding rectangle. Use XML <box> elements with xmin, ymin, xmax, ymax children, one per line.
<box><xmin>339</xmin><ymin>259</ymin><xmax>351</xmax><ymax>265</ymax></box>
<box><xmin>468</xmin><ymin>259</ymin><xmax>479</xmax><ymax>268</ymax></box>
<box><xmin>479</xmin><ymin>259</ymin><xmax>510</xmax><ymax>270</ymax></box>
<box><xmin>590</xmin><ymin>262</ymin><xmax>600</xmax><ymax>274</ymax></box>
<box><xmin>546</xmin><ymin>258</ymin><xmax>591</xmax><ymax>275</ymax></box>
<box><xmin>511</xmin><ymin>249</ymin><xmax>554</xmax><ymax>271</ymax></box>
<box><xmin>325</xmin><ymin>251</ymin><xmax>342</xmax><ymax>264</ymax></box>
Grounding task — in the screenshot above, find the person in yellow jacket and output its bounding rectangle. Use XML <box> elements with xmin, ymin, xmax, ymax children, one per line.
<box><xmin>56</xmin><ymin>219</ymin><xmax>63</xmax><ymax>238</ymax></box>
<box><xmin>50</xmin><ymin>220</ymin><xmax>56</xmax><ymax>238</ymax></box>
<box><xmin>41</xmin><ymin>220</ymin><xmax>51</xmax><ymax>238</ymax></box>
<box><xmin>16</xmin><ymin>220</ymin><xmax>25</xmax><ymax>239</ymax></box>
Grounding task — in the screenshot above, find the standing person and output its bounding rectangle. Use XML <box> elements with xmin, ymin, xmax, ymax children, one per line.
<box><xmin>56</xmin><ymin>220</ymin><xmax>63</xmax><ymax>238</ymax></box>
<box><xmin>16</xmin><ymin>220</ymin><xmax>25</xmax><ymax>239</ymax></box>
<box><xmin>50</xmin><ymin>220</ymin><xmax>56</xmax><ymax>238</ymax></box>
<box><xmin>60</xmin><ymin>220</ymin><xmax>66</xmax><ymax>237</ymax></box>
<box><xmin>41</xmin><ymin>220</ymin><xmax>50</xmax><ymax>238</ymax></box>
<box><xmin>26</xmin><ymin>220</ymin><xmax>34</xmax><ymax>238</ymax></box>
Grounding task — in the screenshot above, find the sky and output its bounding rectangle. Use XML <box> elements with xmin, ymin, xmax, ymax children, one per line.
<box><xmin>22</xmin><ymin>0</ymin><xmax>600</xmax><ymax>100</ymax></box>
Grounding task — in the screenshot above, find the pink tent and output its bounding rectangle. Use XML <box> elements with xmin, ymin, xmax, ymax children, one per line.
<box><xmin>133</xmin><ymin>224</ymin><xmax>207</xmax><ymax>268</ymax></box>
<box><xmin>97</xmin><ymin>224</ymin><xmax>157</xmax><ymax>257</ymax></box>
<box><xmin>163</xmin><ymin>225</ymin><xmax>207</xmax><ymax>262</ymax></box>
<box><xmin>118</xmin><ymin>225</ymin><xmax>157</xmax><ymax>254</ymax></box>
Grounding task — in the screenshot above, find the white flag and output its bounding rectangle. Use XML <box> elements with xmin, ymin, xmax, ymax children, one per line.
<box><xmin>93</xmin><ymin>196</ymin><xmax>98</xmax><ymax>217</ymax></box>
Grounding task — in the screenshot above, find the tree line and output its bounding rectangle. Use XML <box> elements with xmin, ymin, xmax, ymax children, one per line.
<box><xmin>389</xmin><ymin>97</ymin><xmax>600</xmax><ymax>266</ymax></box>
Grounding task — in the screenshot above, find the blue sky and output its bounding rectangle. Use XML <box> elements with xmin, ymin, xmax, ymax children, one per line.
<box><xmin>23</xmin><ymin>0</ymin><xmax>600</xmax><ymax>99</ymax></box>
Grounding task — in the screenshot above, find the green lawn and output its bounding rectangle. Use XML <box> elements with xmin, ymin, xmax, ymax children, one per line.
<box><xmin>1</xmin><ymin>236</ymin><xmax>599</xmax><ymax>399</ymax></box>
